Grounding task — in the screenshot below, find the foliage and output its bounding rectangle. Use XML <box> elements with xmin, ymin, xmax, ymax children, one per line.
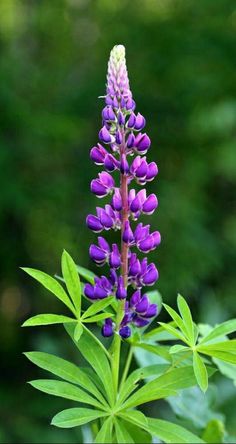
<box><xmin>22</xmin><ymin>252</ymin><xmax>236</xmax><ymax>443</ymax></box>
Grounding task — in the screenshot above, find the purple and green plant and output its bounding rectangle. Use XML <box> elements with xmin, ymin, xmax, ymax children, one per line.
<box><xmin>22</xmin><ymin>45</ymin><xmax>236</xmax><ymax>444</ymax></box>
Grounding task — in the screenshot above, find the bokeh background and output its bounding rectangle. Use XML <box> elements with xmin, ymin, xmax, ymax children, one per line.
<box><xmin>0</xmin><ymin>0</ymin><xmax>236</xmax><ymax>442</ymax></box>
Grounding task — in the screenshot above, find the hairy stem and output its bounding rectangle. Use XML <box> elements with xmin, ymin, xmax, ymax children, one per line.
<box><xmin>111</xmin><ymin>129</ymin><xmax>129</xmax><ymax>396</ymax></box>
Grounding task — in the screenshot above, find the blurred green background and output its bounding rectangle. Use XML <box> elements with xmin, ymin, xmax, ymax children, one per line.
<box><xmin>0</xmin><ymin>0</ymin><xmax>235</xmax><ymax>442</ymax></box>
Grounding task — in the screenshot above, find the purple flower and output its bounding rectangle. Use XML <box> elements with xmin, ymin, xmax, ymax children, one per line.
<box><xmin>102</xmin><ymin>318</ymin><xmax>114</xmax><ymax>337</ymax></box>
<box><xmin>91</xmin><ymin>172</ymin><xmax>115</xmax><ymax>198</ymax></box>
<box><xmin>86</xmin><ymin>45</ymin><xmax>160</xmax><ymax>338</ymax></box>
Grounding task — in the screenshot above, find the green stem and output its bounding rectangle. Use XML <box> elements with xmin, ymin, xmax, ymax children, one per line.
<box><xmin>120</xmin><ymin>346</ymin><xmax>133</xmax><ymax>388</ymax></box>
<box><xmin>110</xmin><ymin>300</ymin><xmax>125</xmax><ymax>395</ymax></box>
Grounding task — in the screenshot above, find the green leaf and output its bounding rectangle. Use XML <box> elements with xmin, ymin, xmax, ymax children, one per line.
<box><xmin>65</xmin><ymin>324</ymin><xmax>115</xmax><ymax>406</ymax></box>
<box><xmin>198</xmin><ymin>340</ymin><xmax>236</xmax><ymax>352</ymax></box>
<box><xmin>119</xmin><ymin>410</ymin><xmax>148</xmax><ymax>430</ymax></box>
<box><xmin>51</xmin><ymin>407</ymin><xmax>107</xmax><ymax>428</ymax></box>
<box><xmin>134</xmin><ymin>342</ymin><xmax>171</xmax><ymax>362</ymax></box>
<box><xmin>62</xmin><ymin>250</ymin><xmax>81</xmax><ymax>315</ymax></box>
<box><xmin>119</xmin><ymin>421</ymin><xmax>152</xmax><ymax>444</ymax></box>
<box><xmin>170</xmin><ymin>345</ymin><xmax>189</xmax><ymax>354</ymax></box>
<box><xmin>167</xmin><ymin>386</ymin><xmax>224</xmax><ymax>429</ymax></box>
<box><xmin>82</xmin><ymin>313</ymin><xmax>114</xmax><ymax>323</ymax></box>
<box><xmin>213</xmin><ymin>358</ymin><xmax>236</xmax><ymax>385</ymax></box>
<box><xmin>193</xmin><ymin>351</ymin><xmax>208</xmax><ymax>392</ymax></box>
<box><xmin>177</xmin><ymin>294</ymin><xmax>195</xmax><ymax>345</ymax></box>
<box><xmin>73</xmin><ymin>322</ymin><xmax>83</xmax><ymax>341</ymax></box>
<box><xmin>21</xmin><ymin>268</ymin><xmax>76</xmax><ymax>315</ymax></box>
<box><xmin>143</xmin><ymin>322</ymin><xmax>176</xmax><ymax>341</ymax></box>
<box><xmin>163</xmin><ymin>304</ymin><xmax>188</xmax><ymax>338</ymax></box>
<box><xmin>202</xmin><ymin>419</ymin><xmax>225</xmax><ymax>443</ymax></box>
<box><xmin>77</xmin><ymin>265</ymin><xmax>96</xmax><ymax>284</ymax></box>
<box><xmin>158</xmin><ymin>322</ymin><xmax>187</xmax><ymax>343</ymax></box>
<box><xmin>121</xmin><ymin>366</ymin><xmax>213</xmax><ymax>409</ymax></box>
<box><xmin>24</xmin><ymin>351</ymin><xmax>105</xmax><ymax>403</ymax></box>
<box><xmin>200</xmin><ymin>319</ymin><xmax>236</xmax><ymax>344</ymax></box>
<box><xmin>115</xmin><ymin>418</ymin><xmax>135</xmax><ymax>443</ymax></box>
<box><xmin>22</xmin><ymin>314</ymin><xmax>76</xmax><ymax>327</ymax></box>
<box><xmin>82</xmin><ymin>297</ymin><xmax>114</xmax><ymax>319</ymax></box>
<box><xmin>28</xmin><ymin>379</ymin><xmax>103</xmax><ymax>409</ymax></box>
<box><xmin>146</xmin><ymin>418</ymin><xmax>205</xmax><ymax>443</ymax></box>
<box><xmin>198</xmin><ymin>348</ymin><xmax>236</xmax><ymax>364</ymax></box>
<box><xmin>121</xmin><ymin>389</ymin><xmax>177</xmax><ymax>409</ymax></box>
<box><xmin>117</xmin><ymin>364</ymin><xmax>170</xmax><ymax>406</ymax></box>
<box><xmin>94</xmin><ymin>417</ymin><xmax>113</xmax><ymax>443</ymax></box>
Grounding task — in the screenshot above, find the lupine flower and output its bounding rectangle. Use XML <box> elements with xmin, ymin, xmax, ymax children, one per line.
<box><xmin>86</xmin><ymin>45</ymin><xmax>160</xmax><ymax>338</ymax></box>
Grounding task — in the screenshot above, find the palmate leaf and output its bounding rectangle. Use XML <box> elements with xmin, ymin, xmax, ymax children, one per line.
<box><xmin>193</xmin><ymin>351</ymin><xmax>208</xmax><ymax>392</ymax></box>
<box><xmin>24</xmin><ymin>351</ymin><xmax>106</xmax><ymax>403</ymax></box>
<box><xmin>62</xmin><ymin>250</ymin><xmax>81</xmax><ymax>316</ymax></box>
<box><xmin>21</xmin><ymin>267</ymin><xmax>76</xmax><ymax>316</ymax></box>
<box><xmin>51</xmin><ymin>407</ymin><xmax>108</xmax><ymax>428</ymax></box>
<box><xmin>65</xmin><ymin>324</ymin><xmax>115</xmax><ymax>406</ymax></box>
<box><xmin>146</xmin><ymin>418</ymin><xmax>205</xmax><ymax>444</ymax></box>
<box><xmin>22</xmin><ymin>314</ymin><xmax>76</xmax><ymax>327</ymax></box>
<box><xmin>28</xmin><ymin>379</ymin><xmax>104</xmax><ymax>409</ymax></box>
<box><xmin>94</xmin><ymin>417</ymin><xmax>113</xmax><ymax>443</ymax></box>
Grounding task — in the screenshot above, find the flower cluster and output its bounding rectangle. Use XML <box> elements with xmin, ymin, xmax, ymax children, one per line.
<box><xmin>85</xmin><ymin>45</ymin><xmax>160</xmax><ymax>338</ymax></box>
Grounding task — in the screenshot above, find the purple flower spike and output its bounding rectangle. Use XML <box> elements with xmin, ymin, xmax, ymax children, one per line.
<box><xmin>102</xmin><ymin>318</ymin><xmax>114</xmax><ymax>337</ymax></box>
<box><xmin>86</xmin><ymin>45</ymin><xmax>160</xmax><ymax>338</ymax></box>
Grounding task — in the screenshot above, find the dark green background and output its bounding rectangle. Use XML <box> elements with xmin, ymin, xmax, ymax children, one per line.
<box><xmin>0</xmin><ymin>0</ymin><xmax>235</xmax><ymax>442</ymax></box>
